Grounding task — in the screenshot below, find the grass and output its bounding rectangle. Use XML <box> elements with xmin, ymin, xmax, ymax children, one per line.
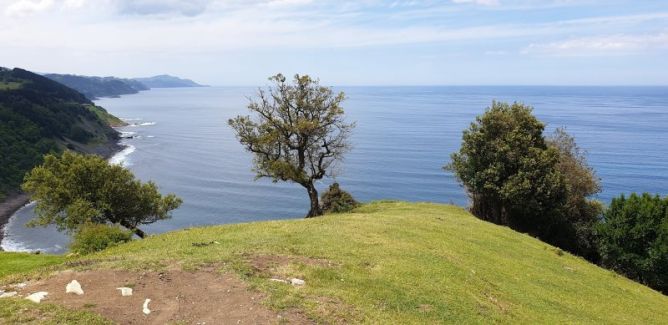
<box><xmin>2</xmin><ymin>201</ymin><xmax>668</xmax><ymax>323</ymax></box>
<box><xmin>0</xmin><ymin>299</ymin><xmax>111</xmax><ymax>324</ymax></box>
<box><xmin>85</xmin><ymin>104</ymin><xmax>127</xmax><ymax>127</ymax></box>
<box><xmin>0</xmin><ymin>81</ymin><xmax>22</xmax><ymax>91</ymax></box>
<box><xmin>0</xmin><ymin>253</ymin><xmax>64</xmax><ymax>279</ymax></box>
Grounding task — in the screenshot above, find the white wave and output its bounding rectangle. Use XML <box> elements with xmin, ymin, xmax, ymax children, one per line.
<box><xmin>129</xmin><ymin>122</ymin><xmax>156</xmax><ymax>127</ymax></box>
<box><xmin>120</xmin><ymin>117</ymin><xmax>143</xmax><ymax>122</ymax></box>
<box><xmin>109</xmin><ymin>144</ymin><xmax>136</xmax><ymax>167</ymax></box>
<box><xmin>146</xmin><ymin>135</ymin><xmax>155</xmax><ymax>138</ymax></box>
<box><xmin>119</xmin><ymin>131</ymin><xmax>137</xmax><ymax>138</ymax></box>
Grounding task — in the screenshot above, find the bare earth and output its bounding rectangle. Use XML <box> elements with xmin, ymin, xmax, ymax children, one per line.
<box><xmin>16</xmin><ymin>268</ymin><xmax>311</xmax><ymax>324</ymax></box>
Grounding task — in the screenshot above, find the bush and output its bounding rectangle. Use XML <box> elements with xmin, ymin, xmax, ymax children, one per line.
<box><xmin>320</xmin><ymin>183</ymin><xmax>359</xmax><ymax>214</ymax></box>
<box><xmin>70</xmin><ymin>224</ymin><xmax>133</xmax><ymax>255</ymax></box>
<box><xmin>597</xmin><ymin>193</ymin><xmax>668</xmax><ymax>294</ymax></box>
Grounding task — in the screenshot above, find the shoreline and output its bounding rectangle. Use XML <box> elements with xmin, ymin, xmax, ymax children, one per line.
<box><xmin>0</xmin><ymin>138</ymin><xmax>125</xmax><ymax>250</ymax></box>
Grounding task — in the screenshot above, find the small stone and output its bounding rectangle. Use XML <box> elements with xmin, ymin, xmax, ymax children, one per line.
<box><xmin>289</xmin><ymin>278</ymin><xmax>305</xmax><ymax>286</ymax></box>
<box><xmin>117</xmin><ymin>287</ymin><xmax>133</xmax><ymax>296</ymax></box>
<box><xmin>66</xmin><ymin>280</ymin><xmax>84</xmax><ymax>295</ymax></box>
<box><xmin>0</xmin><ymin>291</ymin><xmax>18</xmax><ymax>298</ymax></box>
<box><xmin>25</xmin><ymin>292</ymin><xmax>48</xmax><ymax>303</ymax></box>
<box><xmin>12</xmin><ymin>283</ymin><xmax>27</xmax><ymax>289</ymax></box>
<box><xmin>143</xmin><ymin>298</ymin><xmax>151</xmax><ymax>315</ymax></box>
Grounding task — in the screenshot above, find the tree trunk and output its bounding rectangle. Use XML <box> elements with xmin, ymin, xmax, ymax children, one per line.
<box><xmin>120</xmin><ymin>221</ymin><xmax>146</xmax><ymax>239</ymax></box>
<box><xmin>305</xmin><ymin>183</ymin><xmax>322</xmax><ymax>218</ymax></box>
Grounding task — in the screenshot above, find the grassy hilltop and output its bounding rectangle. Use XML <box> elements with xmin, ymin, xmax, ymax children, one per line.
<box><xmin>1</xmin><ymin>201</ymin><xmax>667</xmax><ymax>323</ymax></box>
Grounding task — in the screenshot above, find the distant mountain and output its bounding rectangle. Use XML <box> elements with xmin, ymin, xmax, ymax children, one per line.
<box><xmin>0</xmin><ymin>67</ymin><xmax>124</xmax><ymax>200</ymax></box>
<box><xmin>133</xmin><ymin>75</ymin><xmax>206</xmax><ymax>88</ymax></box>
<box><xmin>45</xmin><ymin>73</ymin><xmax>149</xmax><ymax>100</ymax></box>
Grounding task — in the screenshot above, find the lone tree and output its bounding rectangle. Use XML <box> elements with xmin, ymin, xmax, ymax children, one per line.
<box><xmin>445</xmin><ymin>101</ymin><xmax>567</xmax><ymax>237</ymax></box>
<box><xmin>229</xmin><ymin>74</ymin><xmax>354</xmax><ymax>218</ymax></box>
<box><xmin>22</xmin><ymin>151</ymin><xmax>182</xmax><ymax>238</ymax></box>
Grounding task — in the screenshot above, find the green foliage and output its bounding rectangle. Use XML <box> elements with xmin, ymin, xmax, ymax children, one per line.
<box><xmin>320</xmin><ymin>183</ymin><xmax>359</xmax><ymax>214</ymax></box>
<box><xmin>44</xmin><ymin>73</ymin><xmax>148</xmax><ymax>100</ymax></box>
<box><xmin>446</xmin><ymin>101</ymin><xmax>567</xmax><ymax>237</ymax></box>
<box><xmin>229</xmin><ymin>74</ymin><xmax>355</xmax><ymax>217</ymax></box>
<box><xmin>597</xmin><ymin>193</ymin><xmax>668</xmax><ymax>294</ymax></box>
<box><xmin>0</xmin><ymin>298</ymin><xmax>112</xmax><ymax>324</ymax></box>
<box><xmin>0</xmin><ymin>67</ymin><xmax>121</xmax><ymax>198</ymax></box>
<box><xmin>70</xmin><ymin>223</ymin><xmax>133</xmax><ymax>254</ymax></box>
<box><xmin>546</xmin><ymin>128</ymin><xmax>603</xmax><ymax>261</ymax></box>
<box><xmin>22</xmin><ymin>151</ymin><xmax>182</xmax><ymax>238</ymax></box>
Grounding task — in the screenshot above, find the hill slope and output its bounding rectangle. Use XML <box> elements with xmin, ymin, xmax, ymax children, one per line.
<box><xmin>0</xmin><ymin>67</ymin><xmax>123</xmax><ymax>200</ymax></box>
<box><xmin>44</xmin><ymin>74</ymin><xmax>148</xmax><ymax>100</ymax></box>
<box><xmin>1</xmin><ymin>202</ymin><xmax>666</xmax><ymax>323</ymax></box>
<box><xmin>133</xmin><ymin>74</ymin><xmax>205</xmax><ymax>88</ymax></box>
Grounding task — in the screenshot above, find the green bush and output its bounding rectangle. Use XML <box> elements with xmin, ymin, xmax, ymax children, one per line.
<box><xmin>597</xmin><ymin>193</ymin><xmax>668</xmax><ymax>294</ymax></box>
<box><xmin>70</xmin><ymin>224</ymin><xmax>133</xmax><ymax>255</ymax></box>
<box><xmin>320</xmin><ymin>183</ymin><xmax>359</xmax><ymax>214</ymax></box>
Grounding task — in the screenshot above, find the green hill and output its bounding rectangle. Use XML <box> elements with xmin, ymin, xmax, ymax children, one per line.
<box><xmin>0</xmin><ymin>67</ymin><xmax>124</xmax><ymax>199</ymax></box>
<box><xmin>44</xmin><ymin>73</ymin><xmax>148</xmax><ymax>100</ymax></box>
<box><xmin>1</xmin><ymin>202</ymin><xmax>666</xmax><ymax>323</ymax></box>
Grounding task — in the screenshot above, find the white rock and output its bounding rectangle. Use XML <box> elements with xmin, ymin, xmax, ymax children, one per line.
<box><xmin>289</xmin><ymin>278</ymin><xmax>305</xmax><ymax>286</ymax></box>
<box><xmin>143</xmin><ymin>298</ymin><xmax>151</xmax><ymax>315</ymax></box>
<box><xmin>25</xmin><ymin>292</ymin><xmax>48</xmax><ymax>303</ymax></box>
<box><xmin>0</xmin><ymin>291</ymin><xmax>18</xmax><ymax>298</ymax></box>
<box><xmin>117</xmin><ymin>287</ymin><xmax>133</xmax><ymax>296</ymax></box>
<box><xmin>12</xmin><ymin>283</ymin><xmax>27</xmax><ymax>289</ymax></box>
<box><xmin>66</xmin><ymin>280</ymin><xmax>84</xmax><ymax>295</ymax></box>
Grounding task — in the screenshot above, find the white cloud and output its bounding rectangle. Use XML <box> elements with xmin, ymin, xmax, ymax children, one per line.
<box><xmin>523</xmin><ymin>32</ymin><xmax>668</xmax><ymax>56</ymax></box>
<box><xmin>451</xmin><ymin>0</ymin><xmax>500</xmax><ymax>6</ymax></box>
<box><xmin>5</xmin><ymin>0</ymin><xmax>54</xmax><ymax>17</ymax></box>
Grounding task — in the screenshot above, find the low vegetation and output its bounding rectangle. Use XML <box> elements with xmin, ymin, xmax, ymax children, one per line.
<box><xmin>70</xmin><ymin>224</ymin><xmax>134</xmax><ymax>255</ymax></box>
<box><xmin>2</xmin><ymin>202</ymin><xmax>667</xmax><ymax>323</ymax></box>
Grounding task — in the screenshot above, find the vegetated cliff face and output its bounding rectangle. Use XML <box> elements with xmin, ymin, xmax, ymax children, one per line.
<box><xmin>44</xmin><ymin>73</ymin><xmax>149</xmax><ymax>100</ymax></box>
<box><xmin>0</xmin><ymin>67</ymin><xmax>124</xmax><ymax>199</ymax></box>
<box><xmin>133</xmin><ymin>74</ymin><xmax>206</xmax><ymax>88</ymax></box>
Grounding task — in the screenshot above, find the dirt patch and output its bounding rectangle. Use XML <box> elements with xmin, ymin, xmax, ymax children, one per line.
<box><xmin>19</xmin><ymin>269</ymin><xmax>311</xmax><ymax>324</ymax></box>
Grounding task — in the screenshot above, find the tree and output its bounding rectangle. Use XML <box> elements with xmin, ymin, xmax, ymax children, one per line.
<box><xmin>320</xmin><ymin>183</ymin><xmax>359</xmax><ymax>214</ymax></box>
<box><xmin>445</xmin><ymin>101</ymin><xmax>567</xmax><ymax>238</ymax></box>
<box><xmin>229</xmin><ymin>74</ymin><xmax>354</xmax><ymax>217</ymax></box>
<box><xmin>597</xmin><ymin>193</ymin><xmax>668</xmax><ymax>294</ymax></box>
<box><xmin>22</xmin><ymin>151</ymin><xmax>182</xmax><ymax>238</ymax></box>
<box><xmin>547</xmin><ymin>128</ymin><xmax>603</xmax><ymax>261</ymax></box>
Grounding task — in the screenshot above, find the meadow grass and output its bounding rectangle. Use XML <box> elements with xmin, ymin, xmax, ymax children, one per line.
<box><xmin>1</xmin><ymin>201</ymin><xmax>667</xmax><ymax>323</ymax></box>
<box><xmin>87</xmin><ymin>201</ymin><xmax>668</xmax><ymax>324</ymax></box>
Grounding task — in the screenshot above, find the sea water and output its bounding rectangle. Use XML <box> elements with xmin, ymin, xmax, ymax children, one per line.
<box><xmin>3</xmin><ymin>86</ymin><xmax>668</xmax><ymax>253</ymax></box>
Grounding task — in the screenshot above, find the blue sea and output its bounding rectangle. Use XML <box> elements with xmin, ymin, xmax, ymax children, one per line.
<box><xmin>3</xmin><ymin>86</ymin><xmax>668</xmax><ymax>253</ymax></box>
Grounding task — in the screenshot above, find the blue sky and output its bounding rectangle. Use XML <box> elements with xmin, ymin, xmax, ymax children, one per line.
<box><xmin>0</xmin><ymin>0</ymin><xmax>667</xmax><ymax>85</ymax></box>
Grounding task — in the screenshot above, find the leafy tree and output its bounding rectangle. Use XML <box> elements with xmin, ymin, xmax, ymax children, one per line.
<box><xmin>320</xmin><ymin>183</ymin><xmax>359</xmax><ymax>214</ymax></box>
<box><xmin>547</xmin><ymin>128</ymin><xmax>603</xmax><ymax>261</ymax></box>
<box><xmin>70</xmin><ymin>223</ymin><xmax>133</xmax><ymax>254</ymax></box>
<box><xmin>445</xmin><ymin>101</ymin><xmax>567</xmax><ymax>238</ymax></box>
<box><xmin>597</xmin><ymin>193</ymin><xmax>668</xmax><ymax>293</ymax></box>
<box><xmin>229</xmin><ymin>74</ymin><xmax>355</xmax><ymax>217</ymax></box>
<box><xmin>22</xmin><ymin>151</ymin><xmax>182</xmax><ymax>238</ymax></box>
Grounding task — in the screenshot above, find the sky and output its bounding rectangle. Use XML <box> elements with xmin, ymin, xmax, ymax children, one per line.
<box><xmin>0</xmin><ymin>0</ymin><xmax>667</xmax><ymax>86</ymax></box>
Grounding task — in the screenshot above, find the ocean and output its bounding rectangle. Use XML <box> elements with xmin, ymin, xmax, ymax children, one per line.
<box><xmin>3</xmin><ymin>86</ymin><xmax>668</xmax><ymax>253</ymax></box>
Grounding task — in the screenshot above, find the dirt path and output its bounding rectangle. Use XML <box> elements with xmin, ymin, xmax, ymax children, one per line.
<box><xmin>17</xmin><ymin>269</ymin><xmax>310</xmax><ymax>324</ymax></box>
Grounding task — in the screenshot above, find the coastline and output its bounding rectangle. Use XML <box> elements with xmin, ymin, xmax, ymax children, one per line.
<box><xmin>0</xmin><ymin>139</ymin><xmax>125</xmax><ymax>250</ymax></box>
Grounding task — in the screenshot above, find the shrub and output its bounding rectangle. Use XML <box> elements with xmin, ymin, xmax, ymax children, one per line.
<box><xmin>70</xmin><ymin>223</ymin><xmax>133</xmax><ymax>255</ymax></box>
<box><xmin>597</xmin><ymin>193</ymin><xmax>668</xmax><ymax>294</ymax></box>
<box><xmin>320</xmin><ymin>183</ymin><xmax>359</xmax><ymax>214</ymax></box>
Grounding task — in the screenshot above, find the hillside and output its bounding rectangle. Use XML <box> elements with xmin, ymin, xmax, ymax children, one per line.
<box><xmin>0</xmin><ymin>67</ymin><xmax>124</xmax><ymax>200</ymax></box>
<box><xmin>44</xmin><ymin>74</ymin><xmax>148</xmax><ymax>100</ymax></box>
<box><xmin>1</xmin><ymin>202</ymin><xmax>666</xmax><ymax>323</ymax></box>
<box><xmin>134</xmin><ymin>74</ymin><xmax>206</xmax><ymax>88</ymax></box>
